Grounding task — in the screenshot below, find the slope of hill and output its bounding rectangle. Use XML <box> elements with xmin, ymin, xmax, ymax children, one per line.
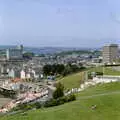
<box><xmin>58</xmin><ymin>66</ymin><xmax>120</xmax><ymax>90</ymax></box>
<box><xmin>1</xmin><ymin>82</ymin><xmax>120</xmax><ymax>120</ymax></box>
<box><xmin>59</xmin><ymin>72</ymin><xmax>85</xmax><ymax>89</ymax></box>
<box><xmin>89</xmin><ymin>67</ymin><xmax>120</xmax><ymax>76</ymax></box>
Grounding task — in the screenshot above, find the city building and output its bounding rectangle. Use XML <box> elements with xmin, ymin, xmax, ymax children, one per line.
<box><xmin>102</xmin><ymin>44</ymin><xmax>119</xmax><ymax>64</ymax></box>
<box><xmin>20</xmin><ymin>70</ymin><xmax>26</xmax><ymax>79</ymax></box>
<box><xmin>6</xmin><ymin>45</ymin><xmax>23</xmax><ymax>60</ymax></box>
<box><xmin>8</xmin><ymin>68</ymin><xmax>21</xmax><ymax>79</ymax></box>
<box><xmin>8</xmin><ymin>69</ymin><xmax>15</xmax><ymax>78</ymax></box>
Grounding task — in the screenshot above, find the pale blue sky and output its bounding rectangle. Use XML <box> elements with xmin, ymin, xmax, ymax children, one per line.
<box><xmin>0</xmin><ymin>0</ymin><xmax>120</xmax><ymax>47</ymax></box>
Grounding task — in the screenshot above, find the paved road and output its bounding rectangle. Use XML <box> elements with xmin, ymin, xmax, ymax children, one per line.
<box><xmin>77</xmin><ymin>91</ymin><xmax>120</xmax><ymax>100</ymax></box>
<box><xmin>0</xmin><ymin>97</ymin><xmax>12</xmax><ymax>108</ymax></box>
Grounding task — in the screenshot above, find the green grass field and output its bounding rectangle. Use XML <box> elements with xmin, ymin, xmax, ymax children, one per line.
<box><xmin>1</xmin><ymin>67</ymin><xmax>120</xmax><ymax>120</ymax></box>
<box><xmin>1</xmin><ymin>82</ymin><xmax>120</xmax><ymax>120</ymax></box>
<box><xmin>89</xmin><ymin>66</ymin><xmax>120</xmax><ymax>76</ymax></box>
<box><xmin>76</xmin><ymin>82</ymin><xmax>120</xmax><ymax>97</ymax></box>
<box><xmin>58</xmin><ymin>66</ymin><xmax>120</xmax><ymax>89</ymax></box>
<box><xmin>59</xmin><ymin>72</ymin><xmax>85</xmax><ymax>89</ymax></box>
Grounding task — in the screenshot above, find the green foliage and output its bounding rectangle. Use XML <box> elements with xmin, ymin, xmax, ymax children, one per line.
<box><xmin>11</xmin><ymin>102</ymin><xmax>42</xmax><ymax>112</ymax></box>
<box><xmin>23</xmin><ymin>52</ymin><xmax>34</xmax><ymax>59</ymax></box>
<box><xmin>43</xmin><ymin>64</ymin><xmax>52</xmax><ymax>75</ymax></box>
<box><xmin>34</xmin><ymin>102</ymin><xmax>42</xmax><ymax>109</ymax></box>
<box><xmin>67</xmin><ymin>94</ymin><xmax>76</xmax><ymax>102</ymax></box>
<box><xmin>44</xmin><ymin>99</ymin><xmax>58</xmax><ymax>107</ymax></box>
<box><xmin>43</xmin><ymin>63</ymin><xmax>85</xmax><ymax>76</ymax></box>
<box><xmin>43</xmin><ymin>64</ymin><xmax>65</xmax><ymax>76</ymax></box>
<box><xmin>88</xmin><ymin>73</ymin><xmax>93</xmax><ymax>79</ymax></box>
<box><xmin>62</xmin><ymin>66</ymin><xmax>71</xmax><ymax>76</ymax></box>
<box><xmin>44</xmin><ymin>94</ymin><xmax>76</xmax><ymax>108</ymax></box>
<box><xmin>96</xmin><ymin>72</ymin><xmax>103</xmax><ymax>75</ymax></box>
<box><xmin>70</xmin><ymin>65</ymin><xmax>79</xmax><ymax>72</ymax></box>
<box><xmin>62</xmin><ymin>64</ymin><xmax>85</xmax><ymax>77</ymax></box>
<box><xmin>53</xmin><ymin>83</ymin><xmax>64</xmax><ymax>99</ymax></box>
<box><xmin>16</xmin><ymin>95</ymin><xmax>75</xmax><ymax>109</ymax></box>
<box><xmin>3</xmin><ymin>82</ymin><xmax>120</xmax><ymax>120</ymax></box>
<box><xmin>88</xmin><ymin>71</ymin><xmax>103</xmax><ymax>79</ymax></box>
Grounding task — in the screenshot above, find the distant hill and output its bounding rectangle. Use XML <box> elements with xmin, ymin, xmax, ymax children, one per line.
<box><xmin>0</xmin><ymin>46</ymin><xmax>100</xmax><ymax>55</ymax></box>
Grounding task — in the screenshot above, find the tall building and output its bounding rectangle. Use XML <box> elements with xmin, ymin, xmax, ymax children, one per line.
<box><xmin>102</xmin><ymin>44</ymin><xmax>119</xmax><ymax>64</ymax></box>
<box><xmin>6</xmin><ymin>45</ymin><xmax>23</xmax><ymax>60</ymax></box>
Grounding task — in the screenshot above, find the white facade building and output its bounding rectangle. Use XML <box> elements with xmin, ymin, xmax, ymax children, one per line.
<box><xmin>20</xmin><ymin>70</ymin><xmax>26</xmax><ymax>79</ymax></box>
<box><xmin>8</xmin><ymin>69</ymin><xmax>15</xmax><ymax>78</ymax></box>
<box><xmin>26</xmin><ymin>73</ymin><xmax>31</xmax><ymax>79</ymax></box>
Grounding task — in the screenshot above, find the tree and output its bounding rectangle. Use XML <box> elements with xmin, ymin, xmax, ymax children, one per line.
<box><xmin>43</xmin><ymin>64</ymin><xmax>52</xmax><ymax>75</ymax></box>
<box><xmin>53</xmin><ymin>82</ymin><xmax>64</xmax><ymax>99</ymax></box>
<box><xmin>43</xmin><ymin>64</ymin><xmax>65</xmax><ymax>76</ymax></box>
<box><xmin>57</xmin><ymin>64</ymin><xmax>65</xmax><ymax>74</ymax></box>
<box><xmin>62</xmin><ymin>65</ymin><xmax>72</xmax><ymax>76</ymax></box>
<box><xmin>51</xmin><ymin>64</ymin><xmax>57</xmax><ymax>74</ymax></box>
<box><xmin>71</xmin><ymin>64</ymin><xmax>79</xmax><ymax>72</ymax></box>
<box><xmin>23</xmin><ymin>52</ymin><xmax>34</xmax><ymax>59</ymax></box>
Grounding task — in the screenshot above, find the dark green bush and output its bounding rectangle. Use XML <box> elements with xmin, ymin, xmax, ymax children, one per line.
<box><xmin>67</xmin><ymin>94</ymin><xmax>76</xmax><ymax>102</ymax></box>
<box><xmin>88</xmin><ymin>73</ymin><xmax>93</xmax><ymax>79</ymax></box>
<box><xmin>53</xmin><ymin>82</ymin><xmax>64</xmax><ymax>99</ymax></box>
<box><xmin>44</xmin><ymin>94</ymin><xmax>76</xmax><ymax>108</ymax></box>
<box><xmin>34</xmin><ymin>102</ymin><xmax>42</xmax><ymax>109</ymax></box>
<box><xmin>12</xmin><ymin>102</ymin><xmax>42</xmax><ymax>111</ymax></box>
<box><xmin>96</xmin><ymin>72</ymin><xmax>103</xmax><ymax>76</ymax></box>
<box><xmin>12</xmin><ymin>94</ymin><xmax>76</xmax><ymax>111</ymax></box>
<box><xmin>44</xmin><ymin>99</ymin><xmax>57</xmax><ymax>107</ymax></box>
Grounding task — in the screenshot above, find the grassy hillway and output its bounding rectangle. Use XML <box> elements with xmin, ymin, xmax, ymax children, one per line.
<box><xmin>89</xmin><ymin>66</ymin><xmax>120</xmax><ymax>76</ymax></box>
<box><xmin>1</xmin><ymin>66</ymin><xmax>120</xmax><ymax>120</ymax></box>
<box><xmin>59</xmin><ymin>66</ymin><xmax>120</xmax><ymax>89</ymax></box>
<box><xmin>59</xmin><ymin>71</ymin><xmax>85</xmax><ymax>89</ymax></box>
<box><xmin>1</xmin><ymin>82</ymin><xmax>120</xmax><ymax>120</ymax></box>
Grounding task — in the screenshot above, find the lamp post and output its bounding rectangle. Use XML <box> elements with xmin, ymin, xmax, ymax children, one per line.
<box><xmin>103</xmin><ymin>63</ymin><xmax>105</xmax><ymax>78</ymax></box>
<box><xmin>85</xmin><ymin>71</ymin><xmax>88</xmax><ymax>81</ymax></box>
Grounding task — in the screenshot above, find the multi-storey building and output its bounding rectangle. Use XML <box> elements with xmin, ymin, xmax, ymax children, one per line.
<box><xmin>6</xmin><ymin>45</ymin><xmax>23</xmax><ymax>60</ymax></box>
<box><xmin>103</xmin><ymin>44</ymin><xmax>119</xmax><ymax>64</ymax></box>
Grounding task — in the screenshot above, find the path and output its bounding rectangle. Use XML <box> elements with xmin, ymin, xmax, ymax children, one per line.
<box><xmin>77</xmin><ymin>90</ymin><xmax>120</xmax><ymax>100</ymax></box>
<box><xmin>0</xmin><ymin>98</ymin><xmax>12</xmax><ymax>108</ymax></box>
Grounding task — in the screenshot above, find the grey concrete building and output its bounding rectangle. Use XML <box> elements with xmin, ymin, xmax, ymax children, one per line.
<box><xmin>102</xmin><ymin>44</ymin><xmax>119</xmax><ymax>64</ymax></box>
<box><xmin>6</xmin><ymin>45</ymin><xmax>23</xmax><ymax>60</ymax></box>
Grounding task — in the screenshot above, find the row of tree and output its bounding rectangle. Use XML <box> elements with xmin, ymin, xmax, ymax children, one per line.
<box><xmin>43</xmin><ymin>64</ymin><xmax>85</xmax><ymax>76</ymax></box>
<box><xmin>43</xmin><ymin>64</ymin><xmax>65</xmax><ymax>75</ymax></box>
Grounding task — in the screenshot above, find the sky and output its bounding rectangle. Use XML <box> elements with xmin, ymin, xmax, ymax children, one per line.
<box><xmin>0</xmin><ymin>0</ymin><xmax>120</xmax><ymax>48</ymax></box>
